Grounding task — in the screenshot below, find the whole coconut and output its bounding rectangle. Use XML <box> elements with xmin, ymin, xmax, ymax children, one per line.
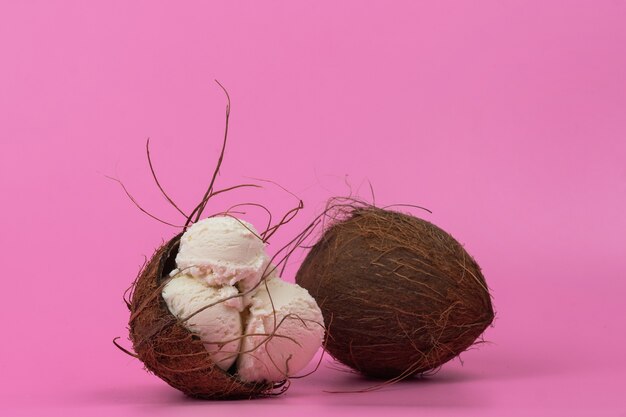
<box><xmin>127</xmin><ymin>234</ymin><xmax>278</xmax><ymax>399</ymax></box>
<box><xmin>295</xmin><ymin>206</ymin><xmax>494</xmax><ymax>379</ymax></box>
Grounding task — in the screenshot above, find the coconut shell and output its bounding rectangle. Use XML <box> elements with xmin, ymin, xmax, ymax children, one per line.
<box><xmin>128</xmin><ymin>234</ymin><xmax>275</xmax><ymax>399</ymax></box>
<box><xmin>295</xmin><ymin>207</ymin><xmax>494</xmax><ymax>379</ymax></box>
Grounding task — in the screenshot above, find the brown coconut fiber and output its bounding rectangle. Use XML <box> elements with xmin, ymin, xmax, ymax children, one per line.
<box><xmin>296</xmin><ymin>205</ymin><xmax>494</xmax><ymax>380</ymax></box>
<box><xmin>127</xmin><ymin>234</ymin><xmax>277</xmax><ymax>399</ymax></box>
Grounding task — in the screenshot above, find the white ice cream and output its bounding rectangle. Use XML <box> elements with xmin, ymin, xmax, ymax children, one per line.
<box><xmin>163</xmin><ymin>216</ymin><xmax>325</xmax><ymax>382</ymax></box>
<box><xmin>175</xmin><ymin>216</ymin><xmax>270</xmax><ymax>294</ymax></box>
<box><xmin>237</xmin><ymin>275</ymin><xmax>325</xmax><ymax>383</ymax></box>
<box><xmin>162</xmin><ymin>274</ymin><xmax>243</xmax><ymax>371</ymax></box>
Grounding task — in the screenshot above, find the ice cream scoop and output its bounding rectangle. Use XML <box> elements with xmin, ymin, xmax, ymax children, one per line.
<box><xmin>163</xmin><ymin>216</ymin><xmax>325</xmax><ymax>383</ymax></box>
<box><xmin>175</xmin><ymin>216</ymin><xmax>270</xmax><ymax>294</ymax></box>
<box><xmin>162</xmin><ymin>274</ymin><xmax>243</xmax><ymax>371</ymax></box>
<box><xmin>237</xmin><ymin>275</ymin><xmax>325</xmax><ymax>382</ymax></box>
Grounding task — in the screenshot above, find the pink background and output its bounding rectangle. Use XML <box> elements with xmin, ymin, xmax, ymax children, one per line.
<box><xmin>1</xmin><ymin>1</ymin><xmax>625</xmax><ymax>416</ymax></box>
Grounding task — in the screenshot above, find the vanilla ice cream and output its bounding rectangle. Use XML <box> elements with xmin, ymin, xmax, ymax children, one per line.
<box><xmin>162</xmin><ymin>274</ymin><xmax>243</xmax><ymax>371</ymax></box>
<box><xmin>175</xmin><ymin>216</ymin><xmax>270</xmax><ymax>294</ymax></box>
<box><xmin>237</xmin><ymin>275</ymin><xmax>325</xmax><ymax>382</ymax></box>
<box><xmin>163</xmin><ymin>216</ymin><xmax>325</xmax><ymax>383</ymax></box>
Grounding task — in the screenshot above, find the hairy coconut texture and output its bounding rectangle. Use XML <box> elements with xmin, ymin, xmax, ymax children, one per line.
<box><xmin>295</xmin><ymin>207</ymin><xmax>494</xmax><ymax>380</ymax></box>
<box><xmin>128</xmin><ymin>234</ymin><xmax>277</xmax><ymax>399</ymax></box>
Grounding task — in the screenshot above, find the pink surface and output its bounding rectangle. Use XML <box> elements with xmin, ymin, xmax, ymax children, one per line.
<box><xmin>1</xmin><ymin>1</ymin><xmax>625</xmax><ymax>416</ymax></box>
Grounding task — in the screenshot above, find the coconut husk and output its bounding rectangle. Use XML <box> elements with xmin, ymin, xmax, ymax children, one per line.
<box><xmin>295</xmin><ymin>206</ymin><xmax>494</xmax><ymax>379</ymax></box>
<box><xmin>128</xmin><ymin>234</ymin><xmax>276</xmax><ymax>399</ymax></box>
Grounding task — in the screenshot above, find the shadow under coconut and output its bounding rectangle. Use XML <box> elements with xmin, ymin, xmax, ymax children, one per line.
<box><xmin>77</xmin><ymin>378</ymin><xmax>301</xmax><ymax>408</ymax></box>
<box><xmin>75</xmin><ymin>383</ymin><xmax>185</xmax><ymax>407</ymax></box>
<box><xmin>316</xmin><ymin>366</ymin><xmax>491</xmax><ymax>408</ymax></box>
<box><xmin>466</xmin><ymin>349</ymin><xmax>579</xmax><ymax>382</ymax></box>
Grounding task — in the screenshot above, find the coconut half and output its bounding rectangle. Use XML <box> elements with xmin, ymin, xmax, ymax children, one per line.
<box><xmin>128</xmin><ymin>234</ymin><xmax>278</xmax><ymax>399</ymax></box>
<box><xmin>295</xmin><ymin>206</ymin><xmax>494</xmax><ymax>380</ymax></box>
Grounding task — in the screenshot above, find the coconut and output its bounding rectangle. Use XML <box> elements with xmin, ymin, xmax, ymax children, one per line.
<box><xmin>127</xmin><ymin>233</ymin><xmax>278</xmax><ymax>399</ymax></box>
<box><xmin>295</xmin><ymin>205</ymin><xmax>494</xmax><ymax>380</ymax></box>
<box><xmin>116</xmin><ymin>83</ymin><xmax>317</xmax><ymax>399</ymax></box>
